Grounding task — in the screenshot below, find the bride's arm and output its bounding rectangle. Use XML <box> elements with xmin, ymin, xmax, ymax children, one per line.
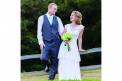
<box><xmin>78</xmin><ymin>28</ymin><xmax>85</xmax><ymax>51</ymax></box>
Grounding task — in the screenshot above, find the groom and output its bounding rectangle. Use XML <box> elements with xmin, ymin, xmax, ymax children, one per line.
<box><xmin>37</xmin><ymin>3</ymin><xmax>64</xmax><ymax>80</ymax></box>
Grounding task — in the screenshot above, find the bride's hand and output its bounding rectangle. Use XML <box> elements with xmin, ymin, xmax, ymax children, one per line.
<box><xmin>65</xmin><ymin>41</ymin><xmax>69</xmax><ymax>44</ymax></box>
<box><xmin>79</xmin><ymin>49</ymin><xmax>85</xmax><ymax>51</ymax></box>
<box><xmin>64</xmin><ymin>40</ymin><xmax>71</xmax><ymax>45</ymax></box>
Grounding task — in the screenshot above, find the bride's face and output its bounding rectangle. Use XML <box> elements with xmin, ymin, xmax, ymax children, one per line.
<box><xmin>70</xmin><ymin>13</ymin><xmax>78</xmax><ymax>22</ymax></box>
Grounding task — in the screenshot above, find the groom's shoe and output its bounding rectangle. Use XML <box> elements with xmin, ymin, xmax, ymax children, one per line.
<box><xmin>45</xmin><ymin>65</ymin><xmax>49</xmax><ymax>72</ymax></box>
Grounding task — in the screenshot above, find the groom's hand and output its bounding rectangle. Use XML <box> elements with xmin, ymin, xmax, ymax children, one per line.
<box><xmin>40</xmin><ymin>43</ymin><xmax>45</xmax><ymax>50</ymax></box>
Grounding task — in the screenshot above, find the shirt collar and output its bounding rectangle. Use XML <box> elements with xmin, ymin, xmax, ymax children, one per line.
<box><xmin>46</xmin><ymin>12</ymin><xmax>54</xmax><ymax>18</ymax></box>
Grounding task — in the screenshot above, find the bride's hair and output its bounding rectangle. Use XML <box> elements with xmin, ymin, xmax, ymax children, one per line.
<box><xmin>72</xmin><ymin>11</ymin><xmax>82</xmax><ymax>25</ymax></box>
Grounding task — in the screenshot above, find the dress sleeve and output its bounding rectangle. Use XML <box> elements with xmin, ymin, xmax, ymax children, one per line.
<box><xmin>78</xmin><ymin>25</ymin><xmax>85</xmax><ymax>33</ymax></box>
<box><xmin>80</xmin><ymin>25</ymin><xmax>85</xmax><ymax>30</ymax></box>
<box><xmin>64</xmin><ymin>24</ymin><xmax>69</xmax><ymax>30</ymax></box>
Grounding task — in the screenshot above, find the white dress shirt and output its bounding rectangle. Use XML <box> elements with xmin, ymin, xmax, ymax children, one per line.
<box><xmin>46</xmin><ymin>13</ymin><xmax>53</xmax><ymax>25</ymax></box>
<box><xmin>37</xmin><ymin>13</ymin><xmax>64</xmax><ymax>45</ymax></box>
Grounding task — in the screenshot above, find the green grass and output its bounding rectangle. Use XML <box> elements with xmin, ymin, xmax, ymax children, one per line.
<box><xmin>36</xmin><ymin>79</ymin><xmax>100</xmax><ymax>81</ymax></box>
<box><xmin>82</xmin><ymin>78</ymin><xmax>100</xmax><ymax>81</ymax></box>
<box><xmin>21</xmin><ymin>68</ymin><xmax>101</xmax><ymax>81</ymax></box>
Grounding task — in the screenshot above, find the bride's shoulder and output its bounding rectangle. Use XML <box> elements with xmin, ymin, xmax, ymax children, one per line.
<box><xmin>64</xmin><ymin>24</ymin><xmax>70</xmax><ymax>27</ymax></box>
<box><xmin>79</xmin><ymin>24</ymin><xmax>85</xmax><ymax>30</ymax></box>
<box><xmin>64</xmin><ymin>24</ymin><xmax>70</xmax><ymax>29</ymax></box>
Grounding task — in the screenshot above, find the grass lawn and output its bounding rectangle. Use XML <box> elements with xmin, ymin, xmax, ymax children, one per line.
<box><xmin>21</xmin><ymin>68</ymin><xmax>101</xmax><ymax>81</ymax></box>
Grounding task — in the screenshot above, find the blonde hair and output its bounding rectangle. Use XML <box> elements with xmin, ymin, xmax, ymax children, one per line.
<box><xmin>48</xmin><ymin>3</ymin><xmax>57</xmax><ymax>8</ymax></box>
<box><xmin>72</xmin><ymin>11</ymin><xmax>82</xmax><ymax>25</ymax></box>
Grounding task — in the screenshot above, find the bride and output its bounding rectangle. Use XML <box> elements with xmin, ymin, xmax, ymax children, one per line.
<box><xmin>58</xmin><ymin>11</ymin><xmax>85</xmax><ymax>80</ymax></box>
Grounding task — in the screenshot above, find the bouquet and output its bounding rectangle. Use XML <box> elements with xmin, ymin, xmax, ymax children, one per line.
<box><xmin>61</xmin><ymin>32</ymin><xmax>73</xmax><ymax>52</ymax></box>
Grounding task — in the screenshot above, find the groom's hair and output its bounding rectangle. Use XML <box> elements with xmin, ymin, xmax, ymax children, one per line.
<box><xmin>48</xmin><ymin>3</ymin><xmax>57</xmax><ymax>8</ymax></box>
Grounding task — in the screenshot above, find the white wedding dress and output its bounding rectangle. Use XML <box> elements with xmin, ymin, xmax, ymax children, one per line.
<box><xmin>58</xmin><ymin>24</ymin><xmax>84</xmax><ymax>80</ymax></box>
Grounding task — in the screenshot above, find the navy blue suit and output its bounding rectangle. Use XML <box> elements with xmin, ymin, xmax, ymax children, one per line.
<box><xmin>40</xmin><ymin>15</ymin><xmax>61</xmax><ymax>80</ymax></box>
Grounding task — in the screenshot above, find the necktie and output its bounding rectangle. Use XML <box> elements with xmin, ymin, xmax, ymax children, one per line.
<box><xmin>49</xmin><ymin>16</ymin><xmax>52</xmax><ymax>25</ymax></box>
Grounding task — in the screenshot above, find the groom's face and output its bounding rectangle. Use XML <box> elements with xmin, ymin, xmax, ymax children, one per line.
<box><xmin>48</xmin><ymin>5</ymin><xmax>57</xmax><ymax>15</ymax></box>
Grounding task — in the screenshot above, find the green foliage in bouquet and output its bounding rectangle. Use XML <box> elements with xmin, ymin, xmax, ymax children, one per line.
<box><xmin>61</xmin><ymin>32</ymin><xmax>73</xmax><ymax>52</ymax></box>
<box><xmin>61</xmin><ymin>32</ymin><xmax>73</xmax><ymax>41</ymax></box>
